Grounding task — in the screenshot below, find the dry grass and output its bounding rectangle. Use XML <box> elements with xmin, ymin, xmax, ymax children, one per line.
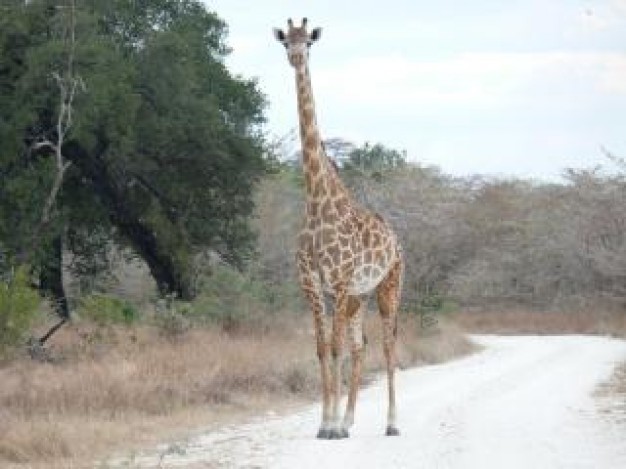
<box><xmin>0</xmin><ymin>321</ymin><xmax>316</xmax><ymax>467</ymax></box>
<box><xmin>456</xmin><ymin>308</ymin><xmax>626</xmax><ymax>337</ymax></box>
<box><xmin>0</xmin><ymin>312</ymin><xmax>472</xmax><ymax>467</ymax></box>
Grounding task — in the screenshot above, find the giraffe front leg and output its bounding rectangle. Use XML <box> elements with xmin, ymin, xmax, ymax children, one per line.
<box><xmin>328</xmin><ymin>288</ymin><xmax>349</xmax><ymax>439</ymax></box>
<box><xmin>341</xmin><ymin>296</ymin><xmax>364</xmax><ymax>437</ymax></box>
<box><xmin>296</xmin><ymin>256</ymin><xmax>332</xmax><ymax>439</ymax></box>
<box><xmin>314</xmin><ymin>311</ymin><xmax>333</xmax><ymax>439</ymax></box>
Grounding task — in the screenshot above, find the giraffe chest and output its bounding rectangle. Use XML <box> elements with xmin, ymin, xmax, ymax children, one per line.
<box><xmin>348</xmin><ymin>243</ymin><xmax>396</xmax><ymax>295</ymax></box>
<box><xmin>306</xmin><ymin>226</ymin><xmax>396</xmax><ymax>295</ymax></box>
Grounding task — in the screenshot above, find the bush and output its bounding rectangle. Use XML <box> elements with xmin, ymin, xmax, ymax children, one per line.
<box><xmin>77</xmin><ymin>294</ymin><xmax>138</xmax><ymax>326</ymax></box>
<box><xmin>188</xmin><ymin>265</ymin><xmax>302</xmax><ymax>331</ymax></box>
<box><xmin>153</xmin><ymin>296</ymin><xmax>192</xmax><ymax>340</ymax></box>
<box><xmin>0</xmin><ymin>267</ymin><xmax>41</xmax><ymax>357</ymax></box>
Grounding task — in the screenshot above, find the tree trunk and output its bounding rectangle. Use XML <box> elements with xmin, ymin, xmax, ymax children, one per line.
<box><xmin>63</xmin><ymin>139</ymin><xmax>195</xmax><ymax>300</ymax></box>
<box><xmin>39</xmin><ymin>234</ymin><xmax>70</xmax><ymax>319</ymax></box>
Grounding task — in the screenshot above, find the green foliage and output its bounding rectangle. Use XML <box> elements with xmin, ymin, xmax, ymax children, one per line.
<box><xmin>402</xmin><ymin>288</ymin><xmax>458</xmax><ymax>332</ymax></box>
<box><xmin>186</xmin><ymin>264</ymin><xmax>301</xmax><ymax>331</ymax></box>
<box><xmin>153</xmin><ymin>296</ymin><xmax>192</xmax><ymax>340</ymax></box>
<box><xmin>0</xmin><ymin>267</ymin><xmax>41</xmax><ymax>357</ymax></box>
<box><xmin>344</xmin><ymin>142</ymin><xmax>407</xmax><ymax>176</ymax></box>
<box><xmin>77</xmin><ymin>294</ymin><xmax>138</xmax><ymax>326</ymax></box>
<box><xmin>1</xmin><ymin>0</ymin><xmax>267</xmax><ymax>298</ymax></box>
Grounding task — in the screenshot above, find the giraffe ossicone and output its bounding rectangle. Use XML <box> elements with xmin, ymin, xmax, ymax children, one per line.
<box><xmin>273</xmin><ymin>18</ymin><xmax>404</xmax><ymax>439</ymax></box>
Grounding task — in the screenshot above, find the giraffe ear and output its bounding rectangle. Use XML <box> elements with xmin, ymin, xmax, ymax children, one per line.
<box><xmin>310</xmin><ymin>27</ymin><xmax>322</xmax><ymax>42</ymax></box>
<box><xmin>273</xmin><ymin>28</ymin><xmax>286</xmax><ymax>42</ymax></box>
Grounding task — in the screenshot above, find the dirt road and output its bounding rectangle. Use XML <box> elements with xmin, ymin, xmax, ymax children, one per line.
<box><xmin>117</xmin><ymin>335</ymin><xmax>626</xmax><ymax>468</ymax></box>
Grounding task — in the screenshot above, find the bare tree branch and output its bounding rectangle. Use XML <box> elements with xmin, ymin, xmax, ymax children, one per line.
<box><xmin>25</xmin><ymin>0</ymin><xmax>83</xmax><ymax>257</ymax></box>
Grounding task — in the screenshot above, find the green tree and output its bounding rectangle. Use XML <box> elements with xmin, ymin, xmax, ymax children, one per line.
<box><xmin>0</xmin><ymin>0</ymin><xmax>267</xmax><ymax>307</ymax></box>
<box><xmin>344</xmin><ymin>142</ymin><xmax>407</xmax><ymax>174</ymax></box>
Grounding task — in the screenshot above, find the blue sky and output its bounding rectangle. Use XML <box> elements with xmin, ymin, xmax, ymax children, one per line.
<box><xmin>204</xmin><ymin>1</ymin><xmax>626</xmax><ymax>180</ymax></box>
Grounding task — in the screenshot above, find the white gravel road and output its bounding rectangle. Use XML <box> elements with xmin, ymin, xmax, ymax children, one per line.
<box><xmin>117</xmin><ymin>335</ymin><xmax>626</xmax><ymax>468</ymax></box>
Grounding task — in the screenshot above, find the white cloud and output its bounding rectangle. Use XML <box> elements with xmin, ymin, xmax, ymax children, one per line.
<box><xmin>579</xmin><ymin>0</ymin><xmax>626</xmax><ymax>32</ymax></box>
<box><xmin>598</xmin><ymin>53</ymin><xmax>626</xmax><ymax>93</ymax></box>
<box><xmin>313</xmin><ymin>51</ymin><xmax>626</xmax><ymax>113</ymax></box>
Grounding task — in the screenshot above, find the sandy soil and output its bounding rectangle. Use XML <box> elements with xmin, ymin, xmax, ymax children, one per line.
<box><xmin>110</xmin><ymin>335</ymin><xmax>626</xmax><ymax>468</ymax></box>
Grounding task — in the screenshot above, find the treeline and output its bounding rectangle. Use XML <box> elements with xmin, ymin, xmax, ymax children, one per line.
<box><xmin>257</xmin><ymin>141</ymin><xmax>626</xmax><ymax>312</ymax></box>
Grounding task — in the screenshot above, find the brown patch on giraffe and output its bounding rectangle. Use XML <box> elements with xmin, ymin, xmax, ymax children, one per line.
<box><xmin>321</xmin><ymin>227</ymin><xmax>335</xmax><ymax>243</ymax></box>
<box><xmin>308</xmin><ymin>155</ymin><xmax>320</xmax><ymax>175</ymax></box>
<box><xmin>373</xmin><ymin>233</ymin><xmax>381</xmax><ymax>246</ymax></box>
<box><xmin>299</xmin><ymin>121</ymin><xmax>307</xmax><ymax>141</ymax></box>
<box><xmin>325</xmin><ymin>213</ymin><xmax>338</xmax><ymax>224</ymax></box>
<box><xmin>338</xmin><ymin>235</ymin><xmax>350</xmax><ymax>247</ymax></box>
<box><xmin>329</xmin><ymin>180</ymin><xmax>339</xmax><ymax>198</ymax></box>
<box><xmin>336</xmin><ymin>198</ymin><xmax>349</xmax><ymax>217</ymax></box>
<box><xmin>303</xmin><ymin>108</ymin><xmax>314</xmax><ymax>127</ymax></box>
<box><xmin>374</xmin><ymin>250</ymin><xmax>384</xmax><ymax>263</ymax></box>
<box><xmin>341</xmin><ymin>249</ymin><xmax>351</xmax><ymax>261</ymax></box>
<box><xmin>363</xmin><ymin>229</ymin><xmax>371</xmax><ymax>247</ymax></box>
<box><xmin>305</xmin><ymin>171</ymin><xmax>314</xmax><ymax>190</ymax></box>
<box><xmin>299</xmin><ymin>232</ymin><xmax>313</xmax><ymax>246</ymax></box>
<box><xmin>302</xmin><ymin>147</ymin><xmax>311</xmax><ymax>163</ymax></box>
<box><xmin>308</xmin><ymin>201</ymin><xmax>319</xmax><ymax>217</ymax></box>
<box><xmin>305</xmin><ymin>135</ymin><xmax>317</xmax><ymax>152</ymax></box>
<box><xmin>321</xmin><ymin>200</ymin><xmax>332</xmax><ymax>219</ymax></box>
<box><xmin>313</xmin><ymin>180</ymin><xmax>323</xmax><ymax>198</ymax></box>
<box><xmin>337</xmin><ymin>222</ymin><xmax>351</xmax><ymax>236</ymax></box>
<box><xmin>327</xmin><ymin>243</ymin><xmax>341</xmax><ymax>264</ymax></box>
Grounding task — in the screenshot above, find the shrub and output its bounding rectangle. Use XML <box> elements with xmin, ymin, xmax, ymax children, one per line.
<box><xmin>77</xmin><ymin>294</ymin><xmax>138</xmax><ymax>326</ymax></box>
<box><xmin>153</xmin><ymin>296</ymin><xmax>192</xmax><ymax>340</ymax></box>
<box><xmin>0</xmin><ymin>267</ymin><xmax>41</xmax><ymax>357</ymax></box>
<box><xmin>188</xmin><ymin>265</ymin><xmax>302</xmax><ymax>331</ymax></box>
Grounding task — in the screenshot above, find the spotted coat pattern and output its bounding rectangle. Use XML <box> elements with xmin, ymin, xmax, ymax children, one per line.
<box><xmin>274</xmin><ymin>18</ymin><xmax>403</xmax><ymax>439</ymax></box>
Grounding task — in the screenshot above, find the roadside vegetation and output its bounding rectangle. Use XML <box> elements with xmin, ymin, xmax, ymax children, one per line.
<box><xmin>0</xmin><ymin>270</ymin><xmax>471</xmax><ymax>466</ymax></box>
<box><xmin>0</xmin><ymin>0</ymin><xmax>624</xmax><ymax>467</ymax></box>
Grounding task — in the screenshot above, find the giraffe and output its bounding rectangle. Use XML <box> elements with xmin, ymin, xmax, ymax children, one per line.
<box><xmin>273</xmin><ymin>18</ymin><xmax>404</xmax><ymax>439</ymax></box>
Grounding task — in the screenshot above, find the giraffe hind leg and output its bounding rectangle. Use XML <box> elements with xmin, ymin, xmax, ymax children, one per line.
<box><xmin>376</xmin><ymin>257</ymin><xmax>402</xmax><ymax>437</ymax></box>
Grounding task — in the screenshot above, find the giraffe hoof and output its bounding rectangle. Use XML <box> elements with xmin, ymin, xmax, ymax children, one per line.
<box><xmin>316</xmin><ymin>428</ymin><xmax>331</xmax><ymax>439</ymax></box>
<box><xmin>328</xmin><ymin>428</ymin><xmax>349</xmax><ymax>439</ymax></box>
<box><xmin>385</xmin><ymin>426</ymin><xmax>400</xmax><ymax>436</ymax></box>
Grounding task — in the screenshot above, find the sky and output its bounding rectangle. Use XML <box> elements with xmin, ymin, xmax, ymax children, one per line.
<box><xmin>203</xmin><ymin>0</ymin><xmax>626</xmax><ymax>181</ymax></box>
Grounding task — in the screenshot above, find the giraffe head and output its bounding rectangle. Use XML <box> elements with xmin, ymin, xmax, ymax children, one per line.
<box><xmin>273</xmin><ymin>18</ymin><xmax>322</xmax><ymax>68</ymax></box>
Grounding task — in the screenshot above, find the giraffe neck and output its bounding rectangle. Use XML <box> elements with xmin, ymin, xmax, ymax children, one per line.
<box><xmin>294</xmin><ymin>64</ymin><xmax>350</xmax><ymax>211</ymax></box>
